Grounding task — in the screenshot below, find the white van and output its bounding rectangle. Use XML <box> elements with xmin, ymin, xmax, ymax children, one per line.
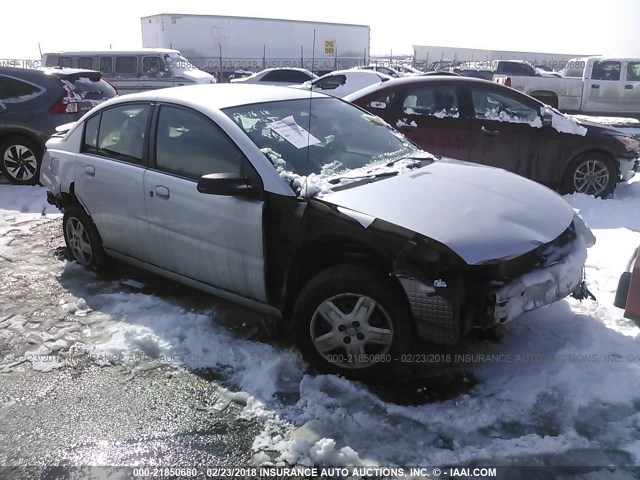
<box><xmin>42</xmin><ymin>49</ymin><xmax>216</xmax><ymax>94</ymax></box>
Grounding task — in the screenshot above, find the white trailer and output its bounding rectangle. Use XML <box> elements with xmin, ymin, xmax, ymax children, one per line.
<box><xmin>141</xmin><ymin>14</ymin><xmax>370</xmax><ymax>79</ymax></box>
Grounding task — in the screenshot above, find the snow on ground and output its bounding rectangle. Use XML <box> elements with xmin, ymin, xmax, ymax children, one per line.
<box><xmin>1</xmin><ymin>175</ymin><xmax>640</xmax><ymax>472</ymax></box>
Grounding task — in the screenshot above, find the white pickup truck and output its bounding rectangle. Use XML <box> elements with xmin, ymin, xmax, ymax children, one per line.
<box><xmin>494</xmin><ymin>56</ymin><xmax>640</xmax><ymax>116</ymax></box>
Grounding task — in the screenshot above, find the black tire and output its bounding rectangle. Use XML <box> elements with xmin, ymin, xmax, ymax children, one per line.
<box><xmin>292</xmin><ymin>265</ymin><xmax>412</xmax><ymax>378</ymax></box>
<box><xmin>614</xmin><ymin>272</ymin><xmax>632</xmax><ymax>309</ymax></box>
<box><xmin>62</xmin><ymin>204</ymin><xmax>108</xmax><ymax>271</ymax></box>
<box><xmin>562</xmin><ymin>153</ymin><xmax>617</xmax><ymax>198</ymax></box>
<box><xmin>0</xmin><ymin>137</ymin><xmax>42</xmax><ymax>185</ymax></box>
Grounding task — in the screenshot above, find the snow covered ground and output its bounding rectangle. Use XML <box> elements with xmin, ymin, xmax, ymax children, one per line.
<box><xmin>0</xmin><ymin>172</ymin><xmax>639</xmax><ymax>475</ymax></box>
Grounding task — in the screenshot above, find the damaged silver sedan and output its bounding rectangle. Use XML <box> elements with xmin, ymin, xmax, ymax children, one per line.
<box><xmin>40</xmin><ymin>84</ymin><xmax>594</xmax><ymax>377</ymax></box>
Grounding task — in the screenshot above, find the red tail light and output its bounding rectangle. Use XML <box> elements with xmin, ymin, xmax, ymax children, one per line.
<box><xmin>505</xmin><ymin>77</ymin><xmax>512</xmax><ymax>87</ymax></box>
<box><xmin>105</xmin><ymin>79</ymin><xmax>118</xmax><ymax>95</ymax></box>
<box><xmin>49</xmin><ymin>96</ymin><xmax>79</xmax><ymax>114</ymax></box>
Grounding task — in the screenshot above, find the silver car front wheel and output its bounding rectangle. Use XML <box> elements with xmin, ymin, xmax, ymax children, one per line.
<box><xmin>310</xmin><ymin>293</ymin><xmax>395</xmax><ymax>370</ymax></box>
<box><xmin>293</xmin><ymin>265</ymin><xmax>412</xmax><ymax>377</ymax></box>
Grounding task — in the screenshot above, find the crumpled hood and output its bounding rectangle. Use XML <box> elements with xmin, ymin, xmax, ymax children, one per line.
<box><xmin>321</xmin><ymin>158</ymin><xmax>575</xmax><ymax>265</ymax></box>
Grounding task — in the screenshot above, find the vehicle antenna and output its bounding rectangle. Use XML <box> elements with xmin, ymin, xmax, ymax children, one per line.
<box><xmin>304</xmin><ymin>28</ymin><xmax>316</xmax><ymax>196</ymax></box>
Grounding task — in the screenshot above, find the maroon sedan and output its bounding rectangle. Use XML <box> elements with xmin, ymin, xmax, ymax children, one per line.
<box><xmin>345</xmin><ymin>76</ymin><xmax>639</xmax><ymax>197</ymax></box>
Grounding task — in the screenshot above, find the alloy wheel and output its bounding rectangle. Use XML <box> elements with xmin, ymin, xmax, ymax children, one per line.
<box><xmin>2</xmin><ymin>144</ymin><xmax>38</xmax><ymax>182</ymax></box>
<box><xmin>309</xmin><ymin>293</ymin><xmax>394</xmax><ymax>369</ymax></box>
<box><xmin>573</xmin><ymin>159</ymin><xmax>610</xmax><ymax>196</ymax></box>
<box><xmin>65</xmin><ymin>218</ymin><xmax>93</xmax><ymax>266</ymax></box>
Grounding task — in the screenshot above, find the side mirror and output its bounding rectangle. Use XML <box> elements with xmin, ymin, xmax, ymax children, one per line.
<box><xmin>197</xmin><ymin>173</ymin><xmax>262</xmax><ymax>200</ymax></box>
<box><xmin>0</xmin><ymin>103</ymin><xmax>7</xmax><ymax>113</ymax></box>
<box><xmin>541</xmin><ymin>108</ymin><xmax>553</xmax><ymax>127</ymax></box>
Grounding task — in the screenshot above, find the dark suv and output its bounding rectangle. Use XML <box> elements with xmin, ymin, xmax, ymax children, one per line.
<box><xmin>0</xmin><ymin>67</ymin><xmax>116</xmax><ymax>185</ymax></box>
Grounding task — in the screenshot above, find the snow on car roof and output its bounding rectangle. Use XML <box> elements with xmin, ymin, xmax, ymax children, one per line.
<box><xmin>101</xmin><ymin>83</ymin><xmax>329</xmax><ymax>110</ymax></box>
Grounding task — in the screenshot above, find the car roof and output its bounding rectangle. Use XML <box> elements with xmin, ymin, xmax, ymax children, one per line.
<box><xmin>0</xmin><ymin>67</ymin><xmax>100</xmax><ymax>77</ymax></box>
<box><xmin>97</xmin><ymin>83</ymin><xmax>329</xmax><ymax>110</ymax></box>
<box><xmin>43</xmin><ymin>49</ymin><xmax>180</xmax><ymax>56</ymax></box>
<box><xmin>343</xmin><ymin>74</ymin><xmax>525</xmax><ymax>102</ymax></box>
<box><xmin>361</xmin><ymin>75</ymin><xmax>499</xmax><ymax>88</ymax></box>
<box><xmin>318</xmin><ymin>69</ymin><xmax>391</xmax><ymax>78</ymax></box>
<box><xmin>258</xmin><ymin>67</ymin><xmax>313</xmax><ymax>73</ymax></box>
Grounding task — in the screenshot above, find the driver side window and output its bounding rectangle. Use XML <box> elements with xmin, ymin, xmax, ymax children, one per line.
<box><xmin>471</xmin><ymin>88</ymin><xmax>539</xmax><ymax>123</ymax></box>
<box><xmin>155</xmin><ymin>105</ymin><xmax>245</xmax><ymax>179</ymax></box>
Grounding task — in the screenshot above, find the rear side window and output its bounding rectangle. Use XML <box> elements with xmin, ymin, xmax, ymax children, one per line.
<box><xmin>85</xmin><ymin>104</ymin><xmax>151</xmax><ymax>164</ymax></box>
<box><xmin>626</xmin><ymin>62</ymin><xmax>640</xmax><ymax>82</ymax></box>
<box><xmin>82</xmin><ymin>114</ymin><xmax>100</xmax><ymax>153</ymax></box>
<box><xmin>591</xmin><ymin>61</ymin><xmax>621</xmax><ymax>81</ymax></box>
<box><xmin>261</xmin><ymin>70</ymin><xmax>311</xmax><ymax>83</ymax></box>
<box><xmin>315</xmin><ymin>74</ymin><xmax>346</xmax><ymax>90</ymax></box>
<box><xmin>78</xmin><ymin>57</ymin><xmax>93</xmax><ymax>69</ymax></box>
<box><xmin>0</xmin><ymin>76</ymin><xmax>42</xmax><ymax>101</ymax></box>
<box><xmin>115</xmin><ymin>57</ymin><xmax>138</xmax><ymax>74</ymax></box>
<box><xmin>100</xmin><ymin>57</ymin><xmax>113</xmax><ymax>73</ymax></box>
<box><xmin>403</xmin><ymin>85</ymin><xmax>459</xmax><ymax>118</ymax></box>
<box><xmin>59</xmin><ymin>73</ymin><xmax>117</xmax><ymax>102</ymax></box>
<box><xmin>58</xmin><ymin>56</ymin><xmax>73</xmax><ymax>67</ymax></box>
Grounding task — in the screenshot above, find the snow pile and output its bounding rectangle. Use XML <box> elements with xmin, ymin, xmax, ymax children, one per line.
<box><xmin>1</xmin><ymin>173</ymin><xmax>639</xmax><ymax>471</ymax></box>
<box><xmin>549</xmin><ymin>110</ymin><xmax>587</xmax><ymax>136</ymax></box>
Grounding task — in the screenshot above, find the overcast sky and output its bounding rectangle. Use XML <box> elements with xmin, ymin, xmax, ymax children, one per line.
<box><xmin>1</xmin><ymin>0</ymin><xmax>637</xmax><ymax>59</ymax></box>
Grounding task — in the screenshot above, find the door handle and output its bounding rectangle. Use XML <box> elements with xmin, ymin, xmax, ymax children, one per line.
<box><xmin>85</xmin><ymin>165</ymin><xmax>95</xmax><ymax>176</ymax></box>
<box><xmin>591</xmin><ymin>84</ymin><xmax>600</xmax><ymax>89</ymax></box>
<box><xmin>481</xmin><ymin>126</ymin><xmax>500</xmax><ymax>136</ymax></box>
<box><xmin>625</xmin><ymin>85</ymin><xmax>634</xmax><ymax>89</ymax></box>
<box><xmin>153</xmin><ymin>185</ymin><xmax>170</xmax><ymax>199</ymax></box>
<box><xmin>399</xmin><ymin>124</ymin><xmax>417</xmax><ymax>132</ymax></box>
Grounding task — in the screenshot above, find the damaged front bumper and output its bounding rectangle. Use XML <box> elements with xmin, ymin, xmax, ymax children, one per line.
<box><xmin>490</xmin><ymin>234</ymin><xmax>588</xmax><ymax>323</ymax></box>
<box><xmin>619</xmin><ymin>157</ymin><xmax>640</xmax><ymax>182</ymax></box>
<box><xmin>397</xmin><ymin>216</ymin><xmax>593</xmax><ymax>345</ymax></box>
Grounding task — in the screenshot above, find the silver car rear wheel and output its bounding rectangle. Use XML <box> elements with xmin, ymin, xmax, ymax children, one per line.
<box><xmin>65</xmin><ymin>217</ymin><xmax>93</xmax><ymax>266</ymax></box>
<box><xmin>62</xmin><ymin>205</ymin><xmax>108</xmax><ymax>271</ymax></box>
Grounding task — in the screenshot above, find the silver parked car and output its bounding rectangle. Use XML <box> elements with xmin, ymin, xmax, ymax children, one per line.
<box><xmin>293</xmin><ymin>69</ymin><xmax>392</xmax><ymax>97</ymax></box>
<box><xmin>229</xmin><ymin>67</ymin><xmax>317</xmax><ymax>86</ymax></box>
<box><xmin>41</xmin><ymin>84</ymin><xmax>593</xmax><ymax>377</ymax></box>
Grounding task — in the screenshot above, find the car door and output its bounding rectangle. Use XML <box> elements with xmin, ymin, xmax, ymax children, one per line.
<box><xmin>464</xmin><ymin>85</ymin><xmax>542</xmax><ymax>180</ymax></box>
<box><xmin>359</xmin><ymin>83</ymin><xmax>473</xmax><ymax>161</ymax></box>
<box><xmin>143</xmin><ymin>104</ymin><xmax>266</xmax><ymax>301</ymax></box>
<box><xmin>621</xmin><ymin>61</ymin><xmax>640</xmax><ymax>114</ymax></box>
<box><xmin>584</xmin><ymin>60</ymin><xmax>624</xmax><ymax>113</ymax></box>
<box><xmin>73</xmin><ymin>103</ymin><xmax>151</xmax><ymax>261</ymax></box>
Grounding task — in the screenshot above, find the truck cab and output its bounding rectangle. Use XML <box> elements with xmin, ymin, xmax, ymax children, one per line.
<box><xmin>495</xmin><ymin>56</ymin><xmax>640</xmax><ymax>116</ymax></box>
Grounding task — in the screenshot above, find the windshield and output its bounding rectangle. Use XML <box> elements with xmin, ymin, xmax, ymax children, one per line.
<box><xmin>164</xmin><ymin>53</ymin><xmax>196</xmax><ymax>71</ymax></box>
<box><xmin>223</xmin><ymin>97</ymin><xmax>422</xmax><ymax>193</ymax></box>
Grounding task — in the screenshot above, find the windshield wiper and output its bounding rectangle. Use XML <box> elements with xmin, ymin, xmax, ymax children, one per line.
<box><xmin>328</xmin><ymin>171</ymin><xmax>399</xmax><ymax>188</ymax></box>
<box><xmin>385</xmin><ymin>154</ymin><xmax>439</xmax><ymax>167</ymax></box>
